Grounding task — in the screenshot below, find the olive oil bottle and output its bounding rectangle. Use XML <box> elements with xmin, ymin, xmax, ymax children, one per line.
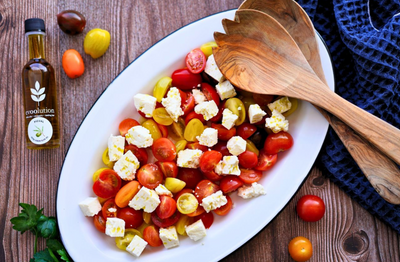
<box><xmin>22</xmin><ymin>18</ymin><xmax>60</xmax><ymax>149</ymax></box>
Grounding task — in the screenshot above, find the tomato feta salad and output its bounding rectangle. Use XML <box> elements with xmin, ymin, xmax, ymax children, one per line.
<box><xmin>78</xmin><ymin>41</ymin><xmax>296</xmax><ymax>258</ymax></box>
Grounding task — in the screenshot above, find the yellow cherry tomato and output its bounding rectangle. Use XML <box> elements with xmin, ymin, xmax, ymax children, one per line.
<box><xmin>84</xmin><ymin>28</ymin><xmax>110</xmax><ymax>59</ymax></box>
<box><xmin>176</xmin><ymin>215</ymin><xmax>193</xmax><ymax>236</ymax></box>
<box><xmin>62</xmin><ymin>49</ymin><xmax>84</xmax><ymax>78</ymax></box>
<box><xmin>142</xmin><ymin>119</ymin><xmax>162</xmax><ymax>140</ymax></box>
<box><xmin>200</xmin><ymin>41</ymin><xmax>218</xmax><ymax>57</ymax></box>
<box><xmin>153</xmin><ymin>107</ymin><xmax>174</xmax><ymax>126</ymax></box>
<box><xmin>115</xmin><ymin>229</ymin><xmax>143</xmax><ymax>250</ymax></box>
<box><xmin>175</xmin><ymin>139</ymin><xmax>187</xmax><ymax>153</ymax></box>
<box><xmin>225</xmin><ymin>98</ymin><xmax>246</xmax><ymax>126</ymax></box>
<box><xmin>177</xmin><ymin>193</ymin><xmax>198</xmax><ymax>214</ymax></box>
<box><xmin>283</xmin><ymin>97</ymin><xmax>298</xmax><ymax>118</ymax></box>
<box><xmin>184</xmin><ymin>118</ymin><xmax>204</xmax><ymax>142</ymax></box>
<box><xmin>143</xmin><ymin>212</ymin><xmax>152</xmax><ymax>224</ymax></box>
<box><xmin>245</xmin><ymin>139</ymin><xmax>259</xmax><ymax>156</ymax></box>
<box><xmin>92</xmin><ymin>167</ymin><xmax>111</xmax><ymax>182</ymax></box>
<box><xmin>168</xmin><ymin>117</ymin><xmax>186</xmax><ymax>140</ymax></box>
<box><xmin>102</xmin><ymin>148</ymin><xmax>114</xmax><ymax>168</ymax></box>
<box><xmin>288</xmin><ymin>236</ymin><xmax>313</xmax><ymax>262</ymax></box>
<box><xmin>153</xmin><ymin>76</ymin><xmax>172</xmax><ymax>102</ymax></box>
<box><xmin>165</xmin><ymin>177</ymin><xmax>186</xmax><ymax>193</ymax></box>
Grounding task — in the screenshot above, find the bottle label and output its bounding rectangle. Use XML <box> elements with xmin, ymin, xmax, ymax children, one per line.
<box><xmin>27</xmin><ymin>117</ymin><xmax>53</xmax><ymax>144</ymax></box>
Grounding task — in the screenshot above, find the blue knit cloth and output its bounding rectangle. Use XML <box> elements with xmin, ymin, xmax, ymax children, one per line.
<box><xmin>297</xmin><ymin>0</ymin><xmax>400</xmax><ymax>234</ymax></box>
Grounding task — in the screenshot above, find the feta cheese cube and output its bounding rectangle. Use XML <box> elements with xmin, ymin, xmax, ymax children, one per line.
<box><xmin>194</xmin><ymin>100</ymin><xmax>219</xmax><ymax>121</ymax></box>
<box><xmin>216</xmin><ymin>81</ymin><xmax>237</xmax><ymax>100</ymax></box>
<box><xmin>78</xmin><ymin>197</ymin><xmax>101</xmax><ymax>217</ymax></box>
<box><xmin>268</xmin><ymin>96</ymin><xmax>291</xmax><ymax>114</ymax></box>
<box><xmin>126</xmin><ymin>235</ymin><xmax>147</xmax><ymax>257</ymax></box>
<box><xmin>204</xmin><ymin>54</ymin><xmax>224</xmax><ymax>82</ymax></box>
<box><xmin>249</xmin><ymin>104</ymin><xmax>267</xmax><ymax>124</ymax></box>
<box><xmin>201</xmin><ymin>190</ymin><xmax>228</xmax><ymax>213</ymax></box>
<box><xmin>238</xmin><ymin>182</ymin><xmax>266</xmax><ymax>199</ymax></box>
<box><xmin>265</xmin><ymin>110</ymin><xmax>289</xmax><ymax>133</ymax></box>
<box><xmin>108</xmin><ymin>135</ymin><xmax>125</xmax><ymax>161</ymax></box>
<box><xmin>155</xmin><ymin>184</ymin><xmax>173</xmax><ymax>197</ymax></box>
<box><xmin>129</xmin><ymin>187</ymin><xmax>160</xmax><ymax>213</ymax></box>
<box><xmin>196</xmin><ymin>128</ymin><xmax>218</xmax><ymax>147</ymax></box>
<box><xmin>159</xmin><ymin>226</ymin><xmax>179</xmax><ymax>249</ymax></box>
<box><xmin>177</xmin><ymin>149</ymin><xmax>203</xmax><ymax>168</ymax></box>
<box><xmin>105</xmin><ymin>217</ymin><xmax>125</xmax><ymax>237</ymax></box>
<box><xmin>222</xmin><ymin>108</ymin><xmax>238</xmax><ymax>130</ymax></box>
<box><xmin>227</xmin><ymin>136</ymin><xmax>247</xmax><ymax>156</ymax></box>
<box><xmin>133</xmin><ymin>93</ymin><xmax>157</xmax><ymax>118</ymax></box>
<box><xmin>161</xmin><ymin>87</ymin><xmax>184</xmax><ymax>122</ymax></box>
<box><xmin>113</xmin><ymin>151</ymin><xmax>140</xmax><ymax>180</ymax></box>
<box><xmin>185</xmin><ymin>219</ymin><xmax>207</xmax><ymax>241</ymax></box>
<box><xmin>126</xmin><ymin>126</ymin><xmax>153</xmax><ymax>148</ymax></box>
<box><xmin>214</xmin><ymin>156</ymin><xmax>240</xmax><ymax>176</ymax></box>
<box><xmin>192</xmin><ymin>89</ymin><xmax>207</xmax><ymax>104</ymax></box>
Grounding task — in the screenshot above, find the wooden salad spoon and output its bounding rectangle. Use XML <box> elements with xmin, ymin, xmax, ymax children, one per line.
<box><xmin>213</xmin><ymin>10</ymin><xmax>400</xmax><ymax>191</ymax></box>
<box><xmin>235</xmin><ymin>0</ymin><xmax>400</xmax><ymax>204</ymax></box>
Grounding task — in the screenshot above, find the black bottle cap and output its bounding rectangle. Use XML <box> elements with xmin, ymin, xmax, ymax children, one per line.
<box><xmin>25</xmin><ymin>18</ymin><xmax>45</xmax><ymax>33</ymax></box>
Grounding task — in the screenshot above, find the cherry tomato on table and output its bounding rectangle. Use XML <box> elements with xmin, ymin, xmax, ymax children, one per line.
<box><xmin>93</xmin><ymin>169</ymin><xmax>121</xmax><ymax>199</ymax></box>
<box><xmin>288</xmin><ymin>236</ymin><xmax>313</xmax><ymax>262</ymax></box>
<box><xmin>118</xmin><ymin>207</ymin><xmax>143</xmax><ymax>228</ymax></box>
<box><xmin>264</xmin><ymin>131</ymin><xmax>294</xmax><ymax>155</ymax></box>
<box><xmin>296</xmin><ymin>195</ymin><xmax>325</xmax><ymax>222</ymax></box>
<box><xmin>62</xmin><ymin>49</ymin><xmax>84</xmax><ymax>78</ymax></box>
<box><xmin>185</xmin><ymin>48</ymin><xmax>206</xmax><ymax>74</ymax></box>
<box><xmin>171</xmin><ymin>68</ymin><xmax>202</xmax><ymax>90</ymax></box>
<box><xmin>136</xmin><ymin>163</ymin><xmax>163</xmax><ymax>189</ymax></box>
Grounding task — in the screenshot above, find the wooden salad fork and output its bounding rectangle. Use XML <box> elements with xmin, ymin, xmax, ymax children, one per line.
<box><xmin>213</xmin><ymin>9</ymin><xmax>400</xmax><ymax>203</ymax></box>
<box><xmin>234</xmin><ymin>0</ymin><xmax>400</xmax><ymax>204</ymax></box>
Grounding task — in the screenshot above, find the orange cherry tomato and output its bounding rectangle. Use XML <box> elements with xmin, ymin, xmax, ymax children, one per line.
<box><xmin>143</xmin><ymin>225</ymin><xmax>163</xmax><ymax>247</ymax></box>
<box><xmin>119</xmin><ymin>118</ymin><xmax>139</xmax><ymax>136</ymax></box>
<box><xmin>93</xmin><ymin>214</ymin><xmax>106</xmax><ymax>233</ymax></box>
<box><xmin>213</xmin><ymin>195</ymin><xmax>233</xmax><ymax>216</ymax></box>
<box><xmin>288</xmin><ymin>236</ymin><xmax>313</xmax><ymax>262</ymax></box>
<box><xmin>152</xmin><ymin>138</ymin><xmax>177</xmax><ymax>162</ymax></box>
<box><xmin>62</xmin><ymin>49</ymin><xmax>84</xmax><ymax>78</ymax></box>
<box><xmin>115</xmin><ymin>180</ymin><xmax>141</xmax><ymax>208</ymax></box>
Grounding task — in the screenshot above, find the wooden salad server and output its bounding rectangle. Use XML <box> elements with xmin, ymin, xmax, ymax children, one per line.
<box><xmin>235</xmin><ymin>0</ymin><xmax>400</xmax><ymax>204</ymax></box>
<box><xmin>213</xmin><ymin>9</ymin><xmax>400</xmax><ymax>201</ymax></box>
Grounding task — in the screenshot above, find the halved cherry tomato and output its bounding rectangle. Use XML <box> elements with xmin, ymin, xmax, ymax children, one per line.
<box><xmin>177</xmin><ymin>168</ymin><xmax>203</xmax><ymax>189</ymax></box>
<box><xmin>214</xmin><ymin>195</ymin><xmax>233</xmax><ymax>216</ymax></box>
<box><xmin>119</xmin><ymin>118</ymin><xmax>139</xmax><ymax>136</ymax></box>
<box><xmin>194</xmin><ymin>211</ymin><xmax>214</xmax><ymax>229</ymax></box>
<box><xmin>177</xmin><ymin>193</ymin><xmax>198</xmax><ymax>214</ymax></box>
<box><xmin>151</xmin><ymin>210</ymin><xmax>181</xmax><ymax>228</ymax></box>
<box><xmin>288</xmin><ymin>236</ymin><xmax>313</xmax><ymax>262</ymax></box>
<box><xmin>185</xmin><ymin>48</ymin><xmax>206</xmax><ymax>74</ymax></box>
<box><xmin>211</xmin><ymin>123</ymin><xmax>236</xmax><ymax>141</ymax></box>
<box><xmin>194</xmin><ymin>180</ymin><xmax>220</xmax><ymax>203</ymax></box>
<box><xmin>143</xmin><ymin>225</ymin><xmax>163</xmax><ymax>247</ymax></box>
<box><xmin>102</xmin><ymin>198</ymin><xmax>118</xmax><ymax>218</ymax></box>
<box><xmin>152</xmin><ymin>138</ymin><xmax>177</xmax><ymax>161</ymax></box>
<box><xmin>252</xmin><ymin>93</ymin><xmax>274</xmax><ymax>106</ymax></box>
<box><xmin>264</xmin><ymin>131</ymin><xmax>294</xmax><ymax>155</ymax></box>
<box><xmin>174</xmin><ymin>188</ymin><xmax>194</xmax><ymax>201</ymax></box>
<box><xmin>115</xmin><ymin>180</ymin><xmax>141</xmax><ymax>208</ymax></box>
<box><xmin>153</xmin><ymin>76</ymin><xmax>172</xmax><ymax>102</ymax></box>
<box><xmin>184</xmin><ymin>118</ymin><xmax>204</xmax><ymax>142</ymax></box>
<box><xmin>224</xmin><ymin>98</ymin><xmax>246</xmax><ymax>126</ymax></box>
<box><xmin>171</xmin><ymin>68</ymin><xmax>202</xmax><ymax>90</ymax></box>
<box><xmin>153</xmin><ymin>108</ymin><xmax>174</xmax><ymax>126</ymax></box>
<box><xmin>93</xmin><ymin>214</ymin><xmax>106</xmax><ymax>233</ymax></box>
<box><xmin>185</xmin><ymin>111</ymin><xmax>205</xmax><ymax>125</ymax></box>
<box><xmin>199</xmin><ymin>150</ymin><xmax>222</xmax><ymax>173</ymax></box>
<box><xmin>245</xmin><ymin>139</ymin><xmax>259</xmax><ymax>156</ymax></box>
<box><xmin>138</xmin><ymin>110</ymin><xmax>151</xmax><ymax>119</ymax></box>
<box><xmin>220</xmin><ymin>176</ymin><xmax>244</xmax><ymax>194</ymax></box>
<box><xmin>93</xmin><ymin>169</ymin><xmax>121</xmax><ymax>199</ymax></box>
<box><xmin>237</xmin><ymin>123</ymin><xmax>257</xmax><ymax>140</ymax></box>
<box><xmin>115</xmin><ymin>229</ymin><xmax>143</xmax><ymax>250</ymax></box>
<box><xmin>168</xmin><ymin>117</ymin><xmax>186</xmax><ymax>140</ymax></box>
<box><xmin>186</xmin><ymin>205</ymin><xmax>205</xmax><ymax>217</ymax></box>
<box><xmin>156</xmin><ymin>161</ymin><xmax>178</xmax><ymax>178</ymax></box>
<box><xmin>296</xmin><ymin>195</ymin><xmax>325</xmax><ymax>222</ymax></box>
<box><xmin>181</xmin><ymin>92</ymin><xmax>196</xmax><ymax>116</ymax></box>
<box><xmin>212</xmin><ymin>141</ymin><xmax>230</xmax><ymax>156</ymax></box>
<box><xmin>176</xmin><ymin>215</ymin><xmax>193</xmax><ymax>236</ymax></box>
<box><xmin>142</xmin><ymin>119</ymin><xmax>162</xmax><ymax>140</ymax></box>
<box><xmin>255</xmin><ymin>149</ymin><xmax>278</xmax><ymax>171</ymax></box>
<box><xmin>186</xmin><ymin>142</ymin><xmax>208</xmax><ymax>152</ymax></box>
<box><xmin>157</xmin><ymin>123</ymin><xmax>169</xmax><ymax>137</ymax></box>
<box><xmin>156</xmin><ymin>195</ymin><xmax>177</xmax><ymax>219</ymax></box>
<box><xmin>239</xmin><ymin>169</ymin><xmax>263</xmax><ymax>184</ymax></box>
<box><xmin>202</xmin><ymin>170</ymin><xmax>223</xmax><ymax>182</ymax></box>
<box><xmin>118</xmin><ymin>207</ymin><xmax>143</xmax><ymax>228</ymax></box>
<box><xmin>125</xmin><ymin>145</ymin><xmax>148</xmax><ymax>165</ymax></box>
<box><xmin>238</xmin><ymin>150</ymin><xmax>258</xmax><ymax>169</ymax></box>
<box><xmin>165</xmin><ymin>177</ymin><xmax>186</xmax><ymax>193</ymax></box>
<box><xmin>136</xmin><ymin>163</ymin><xmax>163</xmax><ymax>189</ymax></box>
<box><xmin>175</xmin><ymin>139</ymin><xmax>187</xmax><ymax>153</ymax></box>
<box><xmin>201</xmin><ymin>83</ymin><xmax>220</xmax><ymax>107</ymax></box>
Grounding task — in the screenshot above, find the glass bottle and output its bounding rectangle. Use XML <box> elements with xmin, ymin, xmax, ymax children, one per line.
<box><xmin>22</xmin><ymin>18</ymin><xmax>60</xmax><ymax>149</ymax></box>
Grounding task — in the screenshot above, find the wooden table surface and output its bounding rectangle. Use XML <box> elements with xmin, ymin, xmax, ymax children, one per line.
<box><xmin>1</xmin><ymin>0</ymin><xmax>399</xmax><ymax>261</ymax></box>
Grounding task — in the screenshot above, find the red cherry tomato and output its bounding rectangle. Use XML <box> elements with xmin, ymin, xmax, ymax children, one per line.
<box><xmin>136</xmin><ymin>163</ymin><xmax>163</xmax><ymax>189</ymax></box>
<box><xmin>199</xmin><ymin>150</ymin><xmax>222</xmax><ymax>173</ymax></box>
<box><xmin>264</xmin><ymin>131</ymin><xmax>294</xmax><ymax>155</ymax></box>
<box><xmin>171</xmin><ymin>68</ymin><xmax>202</xmax><ymax>90</ymax></box>
<box><xmin>220</xmin><ymin>176</ymin><xmax>244</xmax><ymax>194</ymax></box>
<box><xmin>119</xmin><ymin>118</ymin><xmax>139</xmax><ymax>136</ymax></box>
<box><xmin>194</xmin><ymin>212</ymin><xmax>214</xmax><ymax>229</ymax></box>
<box><xmin>238</xmin><ymin>150</ymin><xmax>258</xmax><ymax>169</ymax></box>
<box><xmin>187</xmin><ymin>205</ymin><xmax>206</xmax><ymax>217</ymax></box>
<box><xmin>93</xmin><ymin>214</ymin><xmax>106</xmax><ymax>233</ymax></box>
<box><xmin>202</xmin><ymin>170</ymin><xmax>223</xmax><ymax>182</ymax></box>
<box><xmin>152</xmin><ymin>138</ymin><xmax>177</xmax><ymax>161</ymax></box>
<box><xmin>296</xmin><ymin>195</ymin><xmax>325</xmax><ymax>222</ymax></box>
<box><xmin>93</xmin><ymin>169</ymin><xmax>122</xmax><ymax>199</ymax></box>
<box><xmin>255</xmin><ymin>149</ymin><xmax>278</xmax><ymax>171</ymax></box>
<box><xmin>125</xmin><ymin>144</ymin><xmax>148</xmax><ymax>165</ymax></box>
<box><xmin>177</xmin><ymin>168</ymin><xmax>203</xmax><ymax>189</ymax></box>
<box><xmin>185</xmin><ymin>48</ymin><xmax>207</xmax><ymax>74</ymax></box>
<box><xmin>156</xmin><ymin>195</ymin><xmax>177</xmax><ymax>219</ymax></box>
<box><xmin>181</xmin><ymin>92</ymin><xmax>195</xmax><ymax>116</ymax></box>
<box><xmin>214</xmin><ymin>195</ymin><xmax>233</xmax><ymax>216</ymax></box>
<box><xmin>157</xmin><ymin>123</ymin><xmax>169</xmax><ymax>138</ymax></box>
<box><xmin>209</xmin><ymin>101</ymin><xmax>226</xmax><ymax>122</ymax></box>
<box><xmin>102</xmin><ymin>198</ymin><xmax>118</xmax><ymax>218</ymax></box>
<box><xmin>194</xmin><ymin>180</ymin><xmax>220</xmax><ymax>203</ymax></box>
<box><xmin>151</xmin><ymin>210</ymin><xmax>181</xmax><ymax>228</ymax></box>
<box><xmin>185</xmin><ymin>111</ymin><xmax>205</xmax><ymax>125</ymax></box>
<box><xmin>186</xmin><ymin>141</ymin><xmax>208</xmax><ymax>152</ymax></box>
<box><xmin>201</xmin><ymin>83</ymin><xmax>220</xmax><ymax>106</ymax></box>
<box><xmin>212</xmin><ymin>141</ymin><xmax>230</xmax><ymax>156</ymax></box>
<box><xmin>239</xmin><ymin>169</ymin><xmax>263</xmax><ymax>184</ymax></box>
<box><xmin>156</xmin><ymin>161</ymin><xmax>178</xmax><ymax>178</ymax></box>
<box><xmin>237</xmin><ymin>123</ymin><xmax>257</xmax><ymax>140</ymax></box>
<box><xmin>117</xmin><ymin>207</ymin><xmax>143</xmax><ymax>228</ymax></box>
<box><xmin>143</xmin><ymin>225</ymin><xmax>163</xmax><ymax>247</ymax></box>
<box><xmin>252</xmin><ymin>94</ymin><xmax>274</xmax><ymax>106</ymax></box>
<box><xmin>211</xmin><ymin>123</ymin><xmax>236</xmax><ymax>141</ymax></box>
